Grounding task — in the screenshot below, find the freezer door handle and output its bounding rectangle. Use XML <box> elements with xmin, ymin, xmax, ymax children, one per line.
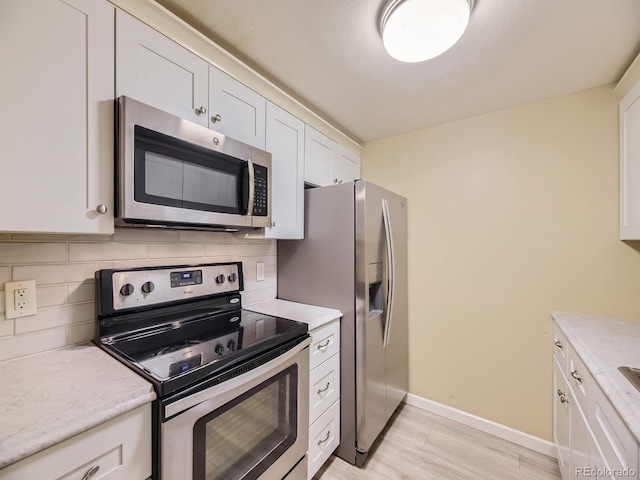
<box><xmin>382</xmin><ymin>198</ymin><xmax>395</xmax><ymax>348</ymax></box>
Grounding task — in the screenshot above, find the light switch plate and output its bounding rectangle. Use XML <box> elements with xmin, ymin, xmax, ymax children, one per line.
<box><xmin>256</xmin><ymin>262</ymin><xmax>265</xmax><ymax>282</ymax></box>
<box><xmin>4</xmin><ymin>280</ymin><xmax>37</xmax><ymax>319</ymax></box>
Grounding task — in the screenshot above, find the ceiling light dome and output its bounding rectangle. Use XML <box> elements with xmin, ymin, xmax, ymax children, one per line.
<box><xmin>379</xmin><ymin>0</ymin><xmax>474</xmax><ymax>63</ymax></box>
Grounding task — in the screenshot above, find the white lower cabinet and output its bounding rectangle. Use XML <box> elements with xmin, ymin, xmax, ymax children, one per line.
<box><xmin>307</xmin><ymin>319</ymin><xmax>341</xmax><ymax>479</ymax></box>
<box><xmin>0</xmin><ymin>404</ymin><xmax>151</xmax><ymax>480</ymax></box>
<box><xmin>308</xmin><ymin>400</ymin><xmax>340</xmax><ymax>478</ymax></box>
<box><xmin>552</xmin><ymin>324</ymin><xmax>639</xmax><ymax>480</ymax></box>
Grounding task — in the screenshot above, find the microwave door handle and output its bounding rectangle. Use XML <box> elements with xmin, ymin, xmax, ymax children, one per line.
<box><xmin>382</xmin><ymin>198</ymin><xmax>395</xmax><ymax>348</ymax></box>
<box><xmin>247</xmin><ymin>158</ymin><xmax>255</xmax><ymax>216</ymax></box>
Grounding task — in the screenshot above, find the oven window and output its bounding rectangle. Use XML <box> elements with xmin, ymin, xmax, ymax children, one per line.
<box><xmin>193</xmin><ymin>365</ymin><xmax>298</xmax><ymax>480</ymax></box>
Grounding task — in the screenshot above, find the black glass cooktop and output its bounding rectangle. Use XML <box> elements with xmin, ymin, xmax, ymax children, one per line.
<box><xmin>99</xmin><ymin>306</ymin><xmax>307</xmax><ymax>395</ymax></box>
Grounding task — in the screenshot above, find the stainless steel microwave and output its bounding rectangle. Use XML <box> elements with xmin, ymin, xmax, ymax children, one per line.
<box><xmin>116</xmin><ymin>96</ymin><xmax>271</xmax><ymax>231</ymax></box>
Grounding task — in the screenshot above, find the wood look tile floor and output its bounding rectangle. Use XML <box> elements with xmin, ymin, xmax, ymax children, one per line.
<box><xmin>314</xmin><ymin>404</ymin><xmax>561</xmax><ymax>480</ymax></box>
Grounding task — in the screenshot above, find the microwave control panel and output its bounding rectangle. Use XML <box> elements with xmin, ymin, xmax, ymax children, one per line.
<box><xmin>253</xmin><ymin>164</ymin><xmax>268</xmax><ymax>216</ymax></box>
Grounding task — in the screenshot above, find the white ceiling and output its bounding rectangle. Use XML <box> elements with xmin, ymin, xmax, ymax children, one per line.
<box><xmin>155</xmin><ymin>0</ymin><xmax>640</xmax><ymax>143</ymax></box>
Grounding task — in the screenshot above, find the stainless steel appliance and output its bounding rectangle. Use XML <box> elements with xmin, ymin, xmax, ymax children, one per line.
<box><xmin>278</xmin><ymin>180</ymin><xmax>408</xmax><ymax>467</ymax></box>
<box><xmin>116</xmin><ymin>96</ymin><xmax>271</xmax><ymax>231</ymax></box>
<box><xmin>95</xmin><ymin>262</ymin><xmax>309</xmax><ymax>480</ymax></box>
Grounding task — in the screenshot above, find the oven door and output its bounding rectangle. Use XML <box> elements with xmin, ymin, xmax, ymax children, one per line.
<box><xmin>161</xmin><ymin>338</ymin><xmax>310</xmax><ymax>480</ymax></box>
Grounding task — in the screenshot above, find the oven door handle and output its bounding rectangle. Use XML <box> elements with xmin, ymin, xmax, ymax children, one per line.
<box><xmin>164</xmin><ymin>336</ymin><xmax>311</xmax><ymax>418</ymax></box>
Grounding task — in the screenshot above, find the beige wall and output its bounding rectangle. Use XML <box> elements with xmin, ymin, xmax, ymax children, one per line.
<box><xmin>0</xmin><ymin>229</ymin><xmax>276</xmax><ymax>362</ymax></box>
<box><xmin>362</xmin><ymin>85</ymin><xmax>640</xmax><ymax>440</ymax></box>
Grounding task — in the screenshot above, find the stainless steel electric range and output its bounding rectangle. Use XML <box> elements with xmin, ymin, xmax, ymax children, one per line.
<box><xmin>94</xmin><ymin>262</ymin><xmax>310</xmax><ymax>480</ymax></box>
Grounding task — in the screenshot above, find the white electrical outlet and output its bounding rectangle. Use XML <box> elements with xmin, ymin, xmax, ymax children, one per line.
<box><xmin>4</xmin><ymin>280</ymin><xmax>37</xmax><ymax>319</ymax></box>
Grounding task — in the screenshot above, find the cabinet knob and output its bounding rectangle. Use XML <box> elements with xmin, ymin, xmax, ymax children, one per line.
<box><xmin>196</xmin><ymin>106</ymin><xmax>207</xmax><ymax>115</ymax></box>
<box><xmin>334</xmin><ymin>178</ymin><xmax>339</xmax><ymax>184</ymax></box>
<box><xmin>96</xmin><ymin>204</ymin><xmax>107</xmax><ymax>214</ymax></box>
<box><xmin>81</xmin><ymin>465</ymin><xmax>100</xmax><ymax>480</ymax></box>
<box><xmin>271</xmin><ymin>221</ymin><xmax>276</xmax><ymax>227</ymax></box>
<box><xmin>211</xmin><ymin>114</ymin><xmax>222</xmax><ymax>123</ymax></box>
<box><xmin>554</xmin><ymin>340</ymin><xmax>563</xmax><ymax>350</ymax></box>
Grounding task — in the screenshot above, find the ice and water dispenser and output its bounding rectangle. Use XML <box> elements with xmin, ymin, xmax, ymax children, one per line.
<box><xmin>368</xmin><ymin>262</ymin><xmax>384</xmax><ymax>317</ymax></box>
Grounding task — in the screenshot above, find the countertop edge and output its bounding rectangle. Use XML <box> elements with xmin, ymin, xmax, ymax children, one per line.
<box><xmin>245</xmin><ymin>299</ymin><xmax>342</xmax><ymax>330</ymax></box>
<box><xmin>551</xmin><ymin>310</ymin><xmax>640</xmax><ymax>444</ymax></box>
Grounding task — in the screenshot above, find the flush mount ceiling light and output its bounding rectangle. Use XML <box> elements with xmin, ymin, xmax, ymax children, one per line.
<box><xmin>379</xmin><ymin>0</ymin><xmax>474</xmax><ymax>63</ymax></box>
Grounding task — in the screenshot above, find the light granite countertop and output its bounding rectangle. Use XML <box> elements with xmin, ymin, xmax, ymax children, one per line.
<box><xmin>0</xmin><ymin>345</ymin><xmax>156</xmax><ymax>469</ymax></box>
<box><xmin>245</xmin><ymin>299</ymin><xmax>342</xmax><ymax>331</ymax></box>
<box><xmin>552</xmin><ymin>311</ymin><xmax>640</xmax><ymax>444</ymax></box>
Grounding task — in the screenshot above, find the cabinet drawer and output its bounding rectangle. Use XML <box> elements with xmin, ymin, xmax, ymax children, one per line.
<box><xmin>554</xmin><ymin>325</ymin><xmax>569</xmax><ymax>375</ymax></box>
<box><xmin>310</xmin><ymin>319</ymin><xmax>340</xmax><ymax>371</ymax></box>
<box><xmin>590</xmin><ymin>382</ymin><xmax>638</xmax><ymax>479</ymax></box>
<box><xmin>309</xmin><ymin>353</ymin><xmax>340</xmax><ymax>425</ymax></box>
<box><xmin>0</xmin><ymin>405</ymin><xmax>151</xmax><ymax>480</ymax></box>
<box><xmin>568</xmin><ymin>345</ymin><xmax>590</xmax><ymax>416</ymax></box>
<box><xmin>308</xmin><ymin>400</ymin><xmax>340</xmax><ymax>480</ymax></box>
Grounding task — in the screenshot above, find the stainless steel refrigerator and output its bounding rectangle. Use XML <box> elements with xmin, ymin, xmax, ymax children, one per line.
<box><xmin>278</xmin><ymin>180</ymin><xmax>408</xmax><ymax>467</ymax></box>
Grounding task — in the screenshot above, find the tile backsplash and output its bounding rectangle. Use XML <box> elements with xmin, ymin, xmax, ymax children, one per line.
<box><xmin>0</xmin><ymin>229</ymin><xmax>277</xmax><ymax>363</ymax></box>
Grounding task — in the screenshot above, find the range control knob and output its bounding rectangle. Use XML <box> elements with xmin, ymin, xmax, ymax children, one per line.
<box><xmin>119</xmin><ymin>283</ymin><xmax>134</xmax><ymax>296</ymax></box>
<box><xmin>214</xmin><ymin>344</ymin><xmax>225</xmax><ymax>355</ymax></box>
<box><xmin>215</xmin><ymin>274</ymin><xmax>226</xmax><ymax>285</ymax></box>
<box><xmin>228</xmin><ymin>272</ymin><xmax>237</xmax><ymax>283</ymax></box>
<box><xmin>141</xmin><ymin>281</ymin><xmax>155</xmax><ymax>294</ymax></box>
<box><xmin>227</xmin><ymin>340</ymin><xmax>236</xmax><ymax>351</ymax></box>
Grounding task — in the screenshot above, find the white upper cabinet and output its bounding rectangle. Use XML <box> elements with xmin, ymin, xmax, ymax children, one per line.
<box><xmin>0</xmin><ymin>0</ymin><xmax>115</xmax><ymax>234</ymax></box>
<box><xmin>334</xmin><ymin>145</ymin><xmax>361</xmax><ymax>185</ymax></box>
<box><xmin>620</xmin><ymin>80</ymin><xmax>640</xmax><ymax>240</ymax></box>
<box><xmin>115</xmin><ymin>10</ymin><xmax>209</xmax><ymax>126</ymax></box>
<box><xmin>265</xmin><ymin>102</ymin><xmax>305</xmax><ymax>239</ymax></box>
<box><xmin>304</xmin><ymin>126</ymin><xmax>337</xmax><ymax>187</ymax></box>
<box><xmin>208</xmin><ymin>67</ymin><xmax>266</xmax><ymax>149</ymax></box>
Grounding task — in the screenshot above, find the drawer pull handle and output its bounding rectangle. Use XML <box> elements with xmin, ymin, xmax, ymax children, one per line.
<box><xmin>571</xmin><ymin>370</ymin><xmax>583</xmax><ymax>384</ymax></box>
<box><xmin>318</xmin><ymin>430</ymin><xmax>331</xmax><ymax>445</ymax></box>
<box><xmin>317</xmin><ymin>382</ymin><xmax>330</xmax><ymax>395</ymax></box>
<box><xmin>81</xmin><ymin>465</ymin><xmax>100</xmax><ymax>480</ymax></box>
<box><xmin>316</xmin><ymin>339</ymin><xmax>330</xmax><ymax>350</ymax></box>
<box><xmin>554</xmin><ymin>341</ymin><xmax>563</xmax><ymax>350</ymax></box>
<box><xmin>557</xmin><ymin>389</ymin><xmax>568</xmax><ymax>404</ymax></box>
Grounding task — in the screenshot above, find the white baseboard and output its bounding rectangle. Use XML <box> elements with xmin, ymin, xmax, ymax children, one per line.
<box><xmin>404</xmin><ymin>393</ymin><xmax>557</xmax><ymax>458</ymax></box>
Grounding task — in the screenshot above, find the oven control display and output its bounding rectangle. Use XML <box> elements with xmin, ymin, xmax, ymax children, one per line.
<box><xmin>170</xmin><ymin>270</ymin><xmax>203</xmax><ymax>288</ymax></box>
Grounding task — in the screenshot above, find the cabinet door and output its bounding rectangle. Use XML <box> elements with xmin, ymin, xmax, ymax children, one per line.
<box><xmin>0</xmin><ymin>0</ymin><xmax>114</xmax><ymax>234</ymax></box>
<box><xmin>553</xmin><ymin>358</ymin><xmax>570</xmax><ymax>480</ymax></box>
<box><xmin>304</xmin><ymin>126</ymin><xmax>336</xmax><ymax>187</ymax></box>
<box><xmin>265</xmin><ymin>102</ymin><xmax>304</xmax><ymax>239</ymax></box>
<box><xmin>620</xmin><ymin>81</ymin><xmax>640</xmax><ymax>240</ymax></box>
<box><xmin>569</xmin><ymin>400</ymin><xmax>590</xmax><ymax>480</ymax></box>
<box><xmin>209</xmin><ymin>66</ymin><xmax>266</xmax><ymax>149</ymax></box>
<box><xmin>116</xmin><ymin>10</ymin><xmax>209</xmax><ymax>126</ymax></box>
<box><xmin>334</xmin><ymin>145</ymin><xmax>361</xmax><ymax>184</ymax></box>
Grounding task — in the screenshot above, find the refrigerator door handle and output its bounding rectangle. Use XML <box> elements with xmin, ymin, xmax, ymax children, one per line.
<box><xmin>382</xmin><ymin>198</ymin><xmax>395</xmax><ymax>348</ymax></box>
